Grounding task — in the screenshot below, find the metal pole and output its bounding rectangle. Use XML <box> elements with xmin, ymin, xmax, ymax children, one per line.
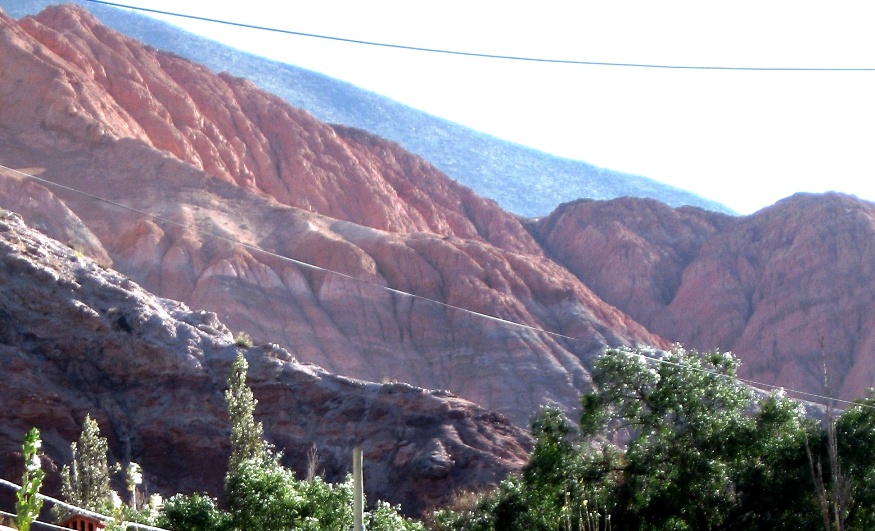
<box><xmin>353</xmin><ymin>447</ymin><xmax>364</xmax><ymax>531</ymax></box>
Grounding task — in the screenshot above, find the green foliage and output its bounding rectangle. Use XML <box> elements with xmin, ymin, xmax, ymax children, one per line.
<box><xmin>579</xmin><ymin>346</ymin><xmax>820</xmax><ymax>529</ymax></box>
<box><xmin>225</xmin><ymin>458</ymin><xmax>348</xmax><ymax>530</ymax></box>
<box><xmin>16</xmin><ymin>427</ymin><xmax>45</xmax><ymax>531</ymax></box>
<box><xmin>834</xmin><ymin>392</ymin><xmax>875</xmax><ymax>529</ymax></box>
<box><xmin>56</xmin><ymin>414</ymin><xmax>119</xmax><ymax>520</ymax></box>
<box><xmin>430</xmin><ymin>346</ymin><xmax>875</xmax><ymax>531</ymax></box>
<box><xmin>158</xmin><ymin>493</ymin><xmax>229</xmax><ymax>531</ymax></box>
<box><xmin>233</xmin><ymin>332</ymin><xmax>254</xmax><ymax>348</ymax></box>
<box><xmin>428</xmin><ymin>409</ymin><xmax>596</xmax><ymax>531</ymax></box>
<box><xmin>225</xmin><ymin>458</ymin><xmax>420</xmax><ymax>530</ymax></box>
<box><xmin>105</xmin><ymin>503</ymin><xmax>159</xmax><ymax>531</ymax></box>
<box><xmin>427</xmin><ymin>489</ymin><xmax>496</xmax><ymax>531</ymax></box>
<box><xmin>225</xmin><ymin>353</ymin><xmax>268</xmax><ymax>475</ymax></box>
<box><xmin>367</xmin><ymin>500</ymin><xmax>426</xmax><ymax>531</ymax></box>
<box><xmin>219</xmin><ymin>353</ymin><xmax>421</xmax><ymax>530</ymax></box>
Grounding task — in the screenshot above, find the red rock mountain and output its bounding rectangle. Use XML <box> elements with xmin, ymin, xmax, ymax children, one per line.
<box><xmin>0</xmin><ymin>4</ymin><xmax>664</xmax><ymax>430</ymax></box>
<box><xmin>533</xmin><ymin>194</ymin><xmax>875</xmax><ymax>403</ymax></box>
<box><xmin>1</xmin><ymin>5</ymin><xmax>875</xmax><ymax>500</ymax></box>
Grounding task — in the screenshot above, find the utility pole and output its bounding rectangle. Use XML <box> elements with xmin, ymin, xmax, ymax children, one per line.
<box><xmin>353</xmin><ymin>447</ymin><xmax>364</xmax><ymax>531</ymax></box>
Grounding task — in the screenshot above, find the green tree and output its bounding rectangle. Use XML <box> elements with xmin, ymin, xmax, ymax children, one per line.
<box><xmin>226</xmin><ymin>353</ymin><xmax>268</xmax><ymax>474</ymax></box>
<box><xmin>225</xmin><ymin>460</ymin><xmax>349</xmax><ymax>531</ymax></box>
<box><xmin>429</xmin><ymin>346</ymin><xmax>830</xmax><ymax>531</ymax></box>
<box><xmin>834</xmin><ymin>392</ymin><xmax>875</xmax><ymax>529</ymax></box>
<box><xmin>579</xmin><ymin>346</ymin><xmax>818</xmax><ymax>530</ymax></box>
<box><xmin>428</xmin><ymin>408</ymin><xmax>600</xmax><ymax>531</ymax></box>
<box><xmin>16</xmin><ymin>427</ymin><xmax>45</xmax><ymax>531</ymax></box>
<box><xmin>220</xmin><ymin>352</ymin><xmax>422</xmax><ymax>530</ymax></box>
<box><xmin>57</xmin><ymin>414</ymin><xmax>118</xmax><ymax>519</ymax></box>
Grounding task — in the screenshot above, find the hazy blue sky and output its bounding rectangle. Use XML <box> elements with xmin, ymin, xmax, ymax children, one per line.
<box><xmin>109</xmin><ymin>1</ymin><xmax>875</xmax><ymax>214</ymax></box>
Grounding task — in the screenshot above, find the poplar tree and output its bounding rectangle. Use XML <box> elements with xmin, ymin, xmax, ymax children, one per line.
<box><xmin>225</xmin><ymin>353</ymin><xmax>266</xmax><ymax>474</ymax></box>
<box><xmin>58</xmin><ymin>415</ymin><xmax>117</xmax><ymax>517</ymax></box>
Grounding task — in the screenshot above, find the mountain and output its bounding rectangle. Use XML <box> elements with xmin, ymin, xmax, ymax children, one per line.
<box><xmin>2</xmin><ymin>5</ymin><xmax>875</xmax><ymax>499</ymax></box>
<box><xmin>0</xmin><ymin>210</ymin><xmax>531</xmax><ymax>515</ymax></box>
<box><xmin>1</xmin><ymin>0</ymin><xmax>733</xmax><ymax>217</ymax></box>
<box><xmin>532</xmin><ymin>193</ymin><xmax>875</xmax><ymax>403</ymax></box>
<box><xmin>0</xmin><ymin>4</ymin><xmax>666</xmax><ymax>431</ymax></box>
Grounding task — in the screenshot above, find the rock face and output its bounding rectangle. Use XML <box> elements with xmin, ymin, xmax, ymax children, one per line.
<box><xmin>0</xmin><ymin>4</ymin><xmax>665</xmax><ymax>429</ymax></box>
<box><xmin>657</xmin><ymin>193</ymin><xmax>875</xmax><ymax>401</ymax></box>
<box><xmin>0</xmin><ymin>211</ymin><xmax>531</xmax><ymax>515</ymax></box>
<box><xmin>534</xmin><ymin>193</ymin><xmax>875</xmax><ymax>403</ymax></box>
<box><xmin>532</xmin><ymin>197</ymin><xmax>734</xmax><ymax>331</ymax></box>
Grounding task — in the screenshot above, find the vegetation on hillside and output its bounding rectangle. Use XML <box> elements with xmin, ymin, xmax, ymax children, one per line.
<box><xmin>15</xmin><ymin>428</ymin><xmax>44</xmax><ymax>531</ymax></box>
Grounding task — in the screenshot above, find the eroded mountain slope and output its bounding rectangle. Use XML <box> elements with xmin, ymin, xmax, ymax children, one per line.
<box><xmin>534</xmin><ymin>194</ymin><xmax>875</xmax><ymax>402</ymax></box>
<box><xmin>0</xmin><ymin>5</ymin><xmax>665</xmax><ymax>427</ymax></box>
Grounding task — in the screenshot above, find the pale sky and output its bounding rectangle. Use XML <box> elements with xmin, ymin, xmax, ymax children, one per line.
<box><xmin>102</xmin><ymin>0</ymin><xmax>875</xmax><ymax>215</ymax></box>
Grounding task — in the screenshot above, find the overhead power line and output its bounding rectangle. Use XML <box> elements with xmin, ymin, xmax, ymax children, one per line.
<box><xmin>1</xmin><ymin>163</ymin><xmax>871</xmax><ymax>412</ymax></box>
<box><xmin>84</xmin><ymin>0</ymin><xmax>875</xmax><ymax>72</ymax></box>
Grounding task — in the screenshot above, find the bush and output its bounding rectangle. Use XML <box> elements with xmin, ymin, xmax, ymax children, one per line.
<box><xmin>158</xmin><ymin>493</ymin><xmax>229</xmax><ymax>531</ymax></box>
<box><xmin>225</xmin><ymin>457</ymin><xmax>423</xmax><ymax>530</ymax></box>
<box><xmin>233</xmin><ymin>332</ymin><xmax>253</xmax><ymax>348</ymax></box>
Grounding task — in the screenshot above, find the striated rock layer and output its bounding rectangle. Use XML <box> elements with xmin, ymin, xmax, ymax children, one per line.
<box><xmin>0</xmin><ymin>211</ymin><xmax>531</xmax><ymax>515</ymax></box>
<box><xmin>0</xmin><ymin>4</ymin><xmax>666</xmax><ymax>429</ymax></box>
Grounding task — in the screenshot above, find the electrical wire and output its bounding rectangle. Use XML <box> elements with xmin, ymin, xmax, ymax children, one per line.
<box><xmin>83</xmin><ymin>0</ymin><xmax>875</xmax><ymax>72</ymax></box>
<box><xmin>1</xmin><ymin>163</ymin><xmax>872</xmax><ymax>412</ymax></box>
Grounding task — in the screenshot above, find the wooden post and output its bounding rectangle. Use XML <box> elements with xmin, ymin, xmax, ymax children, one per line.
<box><xmin>353</xmin><ymin>447</ymin><xmax>364</xmax><ymax>531</ymax></box>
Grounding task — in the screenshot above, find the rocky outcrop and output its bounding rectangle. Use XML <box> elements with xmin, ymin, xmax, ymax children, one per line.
<box><xmin>532</xmin><ymin>197</ymin><xmax>733</xmax><ymax>331</ymax></box>
<box><xmin>0</xmin><ymin>211</ymin><xmax>531</xmax><ymax>515</ymax></box>
<box><xmin>535</xmin><ymin>193</ymin><xmax>875</xmax><ymax>403</ymax></box>
<box><xmin>655</xmin><ymin>193</ymin><xmax>875</xmax><ymax>401</ymax></box>
<box><xmin>0</xmin><ymin>5</ymin><xmax>666</xmax><ymax>428</ymax></box>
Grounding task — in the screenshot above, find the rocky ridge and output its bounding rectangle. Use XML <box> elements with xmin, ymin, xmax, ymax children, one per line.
<box><xmin>0</xmin><ymin>210</ymin><xmax>531</xmax><ymax>515</ymax></box>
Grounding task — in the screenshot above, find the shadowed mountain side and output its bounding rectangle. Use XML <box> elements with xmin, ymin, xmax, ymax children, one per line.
<box><xmin>534</xmin><ymin>194</ymin><xmax>875</xmax><ymax>403</ymax></box>
<box><xmin>0</xmin><ymin>211</ymin><xmax>533</xmax><ymax>516</ymax></box>
<box><xmin>0</xmin><ymin>0</ymin><xmax>733</xmax><ymax>217</ymax></box>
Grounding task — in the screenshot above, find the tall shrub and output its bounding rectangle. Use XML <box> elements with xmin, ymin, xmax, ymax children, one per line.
<box><xmin>225</xmin><ymin>353</ymin><xmax>267</xmax><ymax>474</ymax></box>
<box><xmin>58</xmin><ymin>414</ymin><xmax>118</xmax><ymax>516</ymax></box>
<box><xmin>16</xmin><ymin>427</ymin><xmax>45</xmax><ymax>531</ymax></box>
